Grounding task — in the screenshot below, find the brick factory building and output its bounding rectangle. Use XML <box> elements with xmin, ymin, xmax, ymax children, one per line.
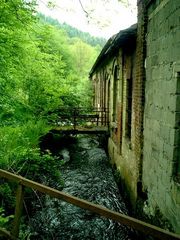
<box><xmin>89</xmin><ymin>0</ymin><xmax>180</xmax><ymax>233</ymax></box>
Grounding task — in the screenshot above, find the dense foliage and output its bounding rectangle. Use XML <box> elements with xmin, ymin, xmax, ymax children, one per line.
<box><xmin>0</xmin><ymin>0</ymin><xmax>102</xmax><ymax>232</ymax></box>
<box><xmin>0</xmin><ymin>0</ymin><xmax>102</xmax><ymax>169</ymax></box>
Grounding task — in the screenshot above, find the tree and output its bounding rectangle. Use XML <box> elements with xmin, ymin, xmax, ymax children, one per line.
<box><xmin>0</xmin><ymin>0</ymin><xmax>36</xmax><ymax>124</ymax></box>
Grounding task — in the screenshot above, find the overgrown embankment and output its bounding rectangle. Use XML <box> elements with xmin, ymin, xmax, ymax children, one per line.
<box><xmin>0</xmin><ymin>0</ymin><xmax>103</xmax><ymax>234</ymax></box>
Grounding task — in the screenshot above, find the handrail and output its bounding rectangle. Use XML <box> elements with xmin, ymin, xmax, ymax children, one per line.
<box><xmin>0</xmin><ymin>169</ymin><xmax>180</xmax><ymax>240</ymax></box>
<box><xmin>50</xmin><ymin>107</ymin><xmax>109</xmax><ymax>128</ymax></box>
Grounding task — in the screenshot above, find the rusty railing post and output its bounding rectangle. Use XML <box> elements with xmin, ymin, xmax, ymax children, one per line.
<box><xmin>11</xmin><ymin>183</ymin><xmax>24</xmax><ymax>239</ymax></box>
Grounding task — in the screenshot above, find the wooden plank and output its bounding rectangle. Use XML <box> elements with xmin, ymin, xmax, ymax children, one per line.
<box><xmin>52</xmin><ymin>126</ymin><xmax>109</xmax><ymax>135</ymax></box>
<box><xmin>0</xmin><ymin>169</ymin><xmax>180</xmax><ymax>240</ymax></box>
<box><xmin>11</xmin><ymin>183</ymin><xmax>24</xmax><ymax>239</ymax></box>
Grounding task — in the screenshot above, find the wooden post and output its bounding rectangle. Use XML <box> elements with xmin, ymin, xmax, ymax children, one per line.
<box><xmin>11</xmin><ymin>183</ymin><xmax>24</xmax><ymax>239</ymax></box>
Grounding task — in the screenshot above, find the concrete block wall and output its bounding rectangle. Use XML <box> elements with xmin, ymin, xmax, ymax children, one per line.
<box><xmin>142</xmin><ymin>0</ymin><xmax>180</xmax><ymax>233</ymax></box>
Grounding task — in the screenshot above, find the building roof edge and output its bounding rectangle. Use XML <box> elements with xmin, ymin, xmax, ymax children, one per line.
<box><xmin>89</xmin><ymin>23</ymin><xmax>137</xmax><ymax>78</ymax></box>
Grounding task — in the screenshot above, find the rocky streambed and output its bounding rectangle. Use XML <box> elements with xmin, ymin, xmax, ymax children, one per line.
<box><xmin>28</xmin><ymin>134</ymin><xmax>138</xmax><ymax>240</ymax></box>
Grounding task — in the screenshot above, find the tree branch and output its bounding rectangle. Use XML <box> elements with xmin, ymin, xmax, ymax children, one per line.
<box><xmin>78</xmin><ymin>0</ymin><xmax>89</xmax><ymax>17</ymax></box>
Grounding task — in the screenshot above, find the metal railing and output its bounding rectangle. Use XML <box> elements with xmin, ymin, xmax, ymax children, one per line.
<box><xmin>0</xmin><ymin>169</ymin><xmax>180</xmax><ymax>240</ymax></box>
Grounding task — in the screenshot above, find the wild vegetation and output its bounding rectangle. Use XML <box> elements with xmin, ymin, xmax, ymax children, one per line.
<box><xmin>0</xmin><ymin>0</ymin><xmax>103</xmax><ymax>233</ymax></box>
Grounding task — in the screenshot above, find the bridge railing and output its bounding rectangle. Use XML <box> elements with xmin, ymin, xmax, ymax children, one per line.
<box><xmin>0</xmin><ymin>169</ymin><xmax>180</xmax><ymax>240</ymax></box>
<box><xmin>49</xmin><ymin>107</ymin><xmax>109</xmax><ymax>129</ymax></box>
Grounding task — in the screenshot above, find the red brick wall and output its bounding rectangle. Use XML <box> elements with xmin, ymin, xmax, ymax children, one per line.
<box><xmin>133</xmin><ymin>0</ymin><xmax>147</xmax><ymax>186</ymax></box>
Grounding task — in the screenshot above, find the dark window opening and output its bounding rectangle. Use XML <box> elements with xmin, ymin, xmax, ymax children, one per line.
<box><xmin>126</xmin><ymin>78</ymin><xmax>133</xmax><ymax>139</ymax></box>
<box><xmin>113</xmin><ymin>66</ymin><xmax>118</xmax><ymax>122</ymax></box>
<box><xmin>175</xmin><ymin>137</ymin><xmax>180</xmax><ymax>182</ymax></box>
<box><xmin>174</xmin><ymin>72</ymin><xmax>180</xmax><ymax>182</ymax></box>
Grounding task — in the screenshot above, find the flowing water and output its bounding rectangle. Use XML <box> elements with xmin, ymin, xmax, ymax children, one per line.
<box><xmin>29</xmin><ymin>134</ymin><xmax>138</xmax><ymax>240</ymax></box>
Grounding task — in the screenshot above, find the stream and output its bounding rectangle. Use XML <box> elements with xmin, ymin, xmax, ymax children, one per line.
<box><xmin>29</xmin><ymin>134</ymin><xmax>138</xmax><ymax>239</ymax></box>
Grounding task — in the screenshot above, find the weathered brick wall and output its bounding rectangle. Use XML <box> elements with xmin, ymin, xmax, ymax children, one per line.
<box><xmin>91</xmin><ymin>21</ymin><xmax>151</xmax><ymax>207</ymax></box>
<box><xmin>133</xmin><ymin>0</ymin><xmax>147</xmax><ymax>192</ymax></box>
<box><xmin>107</xmin><ymin>46</ymin><xmax>139</xmax><ymax>205</ymax></box>
<box><xmin>142</xmin><ymin>0</ymin><xmax>180</xmax><ymax>232</ymax></box>
<box><xmin>91</xmin><ymin>45</ymin><xmax>139</xmax><ymax>205</ymax></box>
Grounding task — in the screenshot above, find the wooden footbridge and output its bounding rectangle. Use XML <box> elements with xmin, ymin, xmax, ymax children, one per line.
<box><xmin>49</xmin><ymin>107</ymin><xmax>109</xmax><ymax>134</ymax></box>
<box><xmin>0</xmin><ymin>169</ymin><xmax>180</xmax><ymax>240</ymax></box>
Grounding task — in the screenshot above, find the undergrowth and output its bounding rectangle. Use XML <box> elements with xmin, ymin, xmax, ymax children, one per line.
<box><xmin>0</xmin><ymin>120</ymin><xmax>64</xmax><ymax>238</ymax></box>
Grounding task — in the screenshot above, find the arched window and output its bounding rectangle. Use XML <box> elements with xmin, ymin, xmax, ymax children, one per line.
<box><xmin>113</xmin><ymin>65</ymin><xmax>118</xmax><ymax>122</ymax></box>
<box><xmin>126</xmin><ymin>77</ymin><xmax>133</xmax><ymax>139</ymax></box>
